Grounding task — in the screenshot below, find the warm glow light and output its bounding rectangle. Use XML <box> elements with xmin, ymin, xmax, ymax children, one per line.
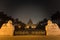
<box><xmin>45</xmin><ymin>20</ymin><xmax>60</xmax><ymax>35</ymax></box>
<box><xmin>0</xmin><ymin>20</ymin><xmax>14</xmax><ymax>36</ymax></box>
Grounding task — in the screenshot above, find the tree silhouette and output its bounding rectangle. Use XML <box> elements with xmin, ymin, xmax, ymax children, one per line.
<box><xmin>36</xmin><ymin>18</ymin><xmax>47</xmax><ymax>31</ymax></box>
<box><xmin>51</xmin><ymin>11</ymin><xmax>60</xmax><ymax>27</ymax></box>
<box><xmin>14</xmin><ymin>19</ymin><xmax>26</xmax><ymax>31</ymax></box>
<box><xmin>0</xmin><ymin>12</ymin><xmax>14</xmax><ymax>28</ymax></box>
<box><xmin>51</xmin><ymin>11</ymin><xmax>60</xmax><ymax>20</ymax></box>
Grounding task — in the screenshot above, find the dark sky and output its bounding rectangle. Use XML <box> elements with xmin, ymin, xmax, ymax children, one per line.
<box><xmin>0</xmin><ymin>0</ymin><xmax>60</xmax><ymax>24</ymax></box>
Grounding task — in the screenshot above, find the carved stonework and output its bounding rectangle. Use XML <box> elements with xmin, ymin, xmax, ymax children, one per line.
<box><xmin>0</xmin><ymin>20</ymin><xmax>14</xmax><ymax>36</ymax></box>
<box><xmin>45</xmin><ymin>20</ymin><xmax>60</xmax><ymax>35</ymax></box>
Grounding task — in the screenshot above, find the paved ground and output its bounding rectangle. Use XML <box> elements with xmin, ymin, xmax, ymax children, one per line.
<box><xmin>0</xmin><ymin>35</ymin><xmax>60</xmax><ymax>40</ymax></box>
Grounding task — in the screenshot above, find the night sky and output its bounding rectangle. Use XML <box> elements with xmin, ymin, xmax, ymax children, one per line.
<box><xmin>0</xmin><ymin>0</ymin><xmax>60</xmax><ymax>24</ymax></box>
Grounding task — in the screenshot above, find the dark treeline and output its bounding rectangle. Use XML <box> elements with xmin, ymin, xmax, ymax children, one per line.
<box><xmin>51</xmin><ymin>11</ymin><xmax>60</xmax><ymax>27</ymax></box>
<box><xmin>0</xmin><ymin>12</ymin><xmax>14</xmax><ymax>27</ymax></box>
<box><xmin>0</xmin><ymin>11</ymin><xmax>60</xmax><ymax>31</ymax></box>
<box><xmin>36</xmin><ymin>11</ymin><xmax>60</xmax><ymax>31</ymax></box>
<box><xmin>0</xmin><ymin>12</ymin><xmax>26</xmax><ymax>30</ymax></box>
